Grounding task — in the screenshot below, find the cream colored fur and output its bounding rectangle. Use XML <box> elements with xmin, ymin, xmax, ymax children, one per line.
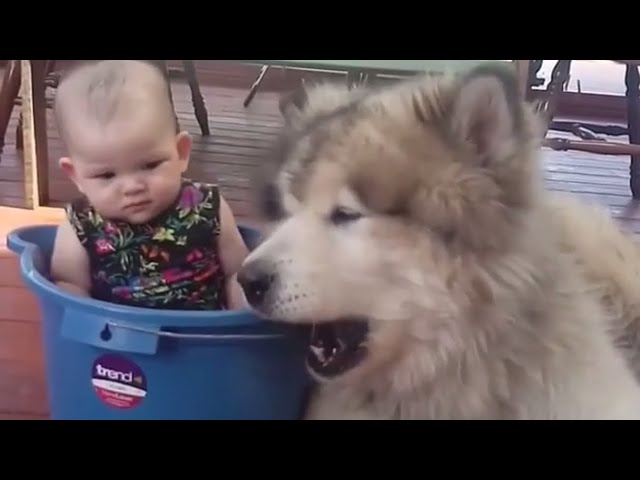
<box><xmin>240</xmin><ymin>64</ymin><xmax>640</xmax><ymax>419</ymax></box>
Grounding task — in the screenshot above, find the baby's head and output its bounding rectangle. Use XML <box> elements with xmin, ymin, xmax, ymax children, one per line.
<box><xmin>54</xmin><ymin>60</ymin><xmax>192</xmax><ymax>224</ymax></box>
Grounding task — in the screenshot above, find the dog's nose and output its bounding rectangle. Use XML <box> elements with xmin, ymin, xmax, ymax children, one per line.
<box><xmin>237</xmin><ymin>262</ymin><xmax>276</xmax><ymax>308</ymax></box>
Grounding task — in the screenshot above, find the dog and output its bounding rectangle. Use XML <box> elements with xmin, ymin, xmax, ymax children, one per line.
<box><xmin>237</xmin><ymin>62</ymin><xmax>640</xmax><ymax>419</ymax></box>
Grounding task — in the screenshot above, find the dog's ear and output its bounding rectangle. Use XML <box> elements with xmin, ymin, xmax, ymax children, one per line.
<box><xmin>449</xmin><ymin>63</ymin><xmax>523</xmax><ymax>164</ymax></box>
<box><xmin>278</xmin><ymin>84</ymin><xmax>309</xmax><ymax>122</ymax></box>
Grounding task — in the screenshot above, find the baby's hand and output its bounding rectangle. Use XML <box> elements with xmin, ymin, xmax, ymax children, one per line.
<box><xmin>55</xmin><ymin>281</ymin><xmax>91</xmax><ymax>298</ymax></box>
<box><xmin>50</xmin><ymin>217</ymin><xmax>92</xmax><ymax>298</ymax></box>
<box><xmin>225</xmin><ymin>273</ymin><xmax>248</xmax><ymax>310</ymax></box>
<box><xmin>216</xmin><ymin>195</ymin><xmax>251</xmax><ymax>310</ymax></box>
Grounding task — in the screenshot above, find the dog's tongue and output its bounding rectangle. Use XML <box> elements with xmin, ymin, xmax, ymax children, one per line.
<box><xmin>307</xmin><ymin>319</ymin><xmax>369</xmax><ymax>378</ymax></box>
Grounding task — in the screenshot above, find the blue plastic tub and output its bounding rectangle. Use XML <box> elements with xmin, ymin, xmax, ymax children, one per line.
<box><xmin>7</xmin><ymin>224</ymin><xmax>312</xmax><ymax>420</ymax></box>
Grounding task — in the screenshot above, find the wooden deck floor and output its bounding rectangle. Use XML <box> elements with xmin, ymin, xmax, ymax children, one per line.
<box><xmin>0</xmin><ymin>60</ymin><xmax>639</xmax><ymax>420</ymax></box>
<box><xmin>2</xmin><ymin>61</ymin><xmax>639</xmax><ymax>231</ymax></box>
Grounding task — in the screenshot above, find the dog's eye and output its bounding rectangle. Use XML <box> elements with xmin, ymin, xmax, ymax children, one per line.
<box><xmin>330</xmin><ymin>207</ymin><xmax>362</xmax><ymax>225</ymax></box>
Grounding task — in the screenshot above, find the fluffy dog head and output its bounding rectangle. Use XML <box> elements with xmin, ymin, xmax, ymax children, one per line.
<box><xmin>239</xmin><ymin>63</ymin><xmax>547</xmax><ymax>387</ymax></box>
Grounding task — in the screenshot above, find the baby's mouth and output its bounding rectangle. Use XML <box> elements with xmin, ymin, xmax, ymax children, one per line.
<box><xmin>125</xmin><ymin>200</ymin><xmax>151</xmax><ymax>210</ymax></box>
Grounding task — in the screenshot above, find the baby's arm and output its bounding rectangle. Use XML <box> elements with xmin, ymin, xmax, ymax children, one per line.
<box><xmin>217</xmin><ymin>195</ymin><xmax>250</xmax><ymax>310</ymax></box>
<box><xmin>50</xmin><ymin>218</ymin><xmax>92</xmax><ymax>297</ymax></box>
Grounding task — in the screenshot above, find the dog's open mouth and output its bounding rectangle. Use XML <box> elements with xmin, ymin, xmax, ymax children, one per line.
<box><xmin>307</xmin><ymin>318</ymin><xmax>369</xmax><ymax>378</ymax></box>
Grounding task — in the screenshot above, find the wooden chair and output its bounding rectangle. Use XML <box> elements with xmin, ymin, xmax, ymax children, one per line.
<box><xmin>539</xmin><ymin>60</ymin><xmax>640</xmax><ymax>198</ymax></box>
<box><xmin>148</xmin><ymin>60</ymin><xmax>210</xmax><ymax>136</ymax></box>
<box><xmin>0</xmin><ymin>60</ymin><xmax>52</xmax><ymax>157</ymax></box>
<box><xmin>0</xmin><ymin>61</ymin><xmax>19</xmax><ymax>156</ymax></box>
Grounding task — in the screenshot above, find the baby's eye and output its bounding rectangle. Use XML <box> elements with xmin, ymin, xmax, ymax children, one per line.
<box><xmin>143</xmin><ymin>160</ymin><xmax>164</xmax><ymax>170</ymax></box>
<box><xmin>94</xmin><ymin>172</ymin><xmax>115</xmax><ymax>180</ymax></box>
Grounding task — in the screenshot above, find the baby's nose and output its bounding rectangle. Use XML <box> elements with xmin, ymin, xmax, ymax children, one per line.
<box><xmin>122</xmin><ymin>179</ymin><xmax>147</xmax><ymax>196</ymax></box>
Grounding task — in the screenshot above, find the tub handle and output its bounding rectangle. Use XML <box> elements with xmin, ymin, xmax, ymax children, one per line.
<box><xmin>105</xmin><ymin>320</ymin><xmax>283</xmax><ymax>341</ymax></box>
<box><xmin>61</xmin><ymin>312</ymin><xmax>286</xmax><ymax>356</ymax></box>
<box><xmin>61</xmin><ymin>312</ymin><xmax>162</xmax><ymax>355</ymax></box>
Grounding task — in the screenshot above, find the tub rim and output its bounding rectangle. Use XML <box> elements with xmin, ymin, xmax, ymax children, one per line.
<box><xmin>7</xmin><ymin>223</ymin><xmax>274</xmax><ymax>329</ymax></box>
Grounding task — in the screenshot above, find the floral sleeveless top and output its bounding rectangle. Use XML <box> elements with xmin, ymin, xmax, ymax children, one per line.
<box><xmin>66</xmin><ymin>179</ymin><xmax>227</xmax><ymax>311</ymax></box>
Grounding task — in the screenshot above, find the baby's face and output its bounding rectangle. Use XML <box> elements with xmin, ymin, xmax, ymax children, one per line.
<box><xmin>62</xmin><ymin>117</ymin><xmax>191</xmax><ymax>224</ymax></box>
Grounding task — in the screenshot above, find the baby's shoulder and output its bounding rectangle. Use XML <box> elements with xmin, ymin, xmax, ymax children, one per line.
<box><xmin>183</xmin><ymin>178</ymin><xmax>220</xmax><ymax>196</ymax></box>
<box><xmin>64</xmin><ymin>195</ymin><xmax>105</xmax><ymax>234</ymax></box>
<box><xmin>178</xmin><ymin>178</ymin><xmax>222</xmax><ymax>212</ymax></box>
<box><xmin>65</xmin><ymin>195</ymin><xmax>91</xmax><ymax>216</ymax></box>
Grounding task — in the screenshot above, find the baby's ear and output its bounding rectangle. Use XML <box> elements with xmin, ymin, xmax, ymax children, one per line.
<box><xmin>449</xmin><ymin>63</ymin><xmax>523</xmax><ymax>165</ymax></box>
<box><xmin>58</xmin><ymin>157</ymin><xmax>84</xmax><ymax>193</ymax></box>
<box><xmin>59</xmin><ymin>156</ymin><xmax>77</xmax><ymax>179</ymax></box>
<box><xmin>175</xmin><ymin>130</ymin><xmax>193</xmax><ymax>167</ymax></box>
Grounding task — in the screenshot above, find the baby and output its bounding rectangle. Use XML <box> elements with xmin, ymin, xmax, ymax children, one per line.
<box><xmin>49</xmin><ymin>60</ymin><xmax>249</xmax><ymax>311</ymax></box>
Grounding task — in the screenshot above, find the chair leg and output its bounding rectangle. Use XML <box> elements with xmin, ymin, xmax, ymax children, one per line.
<box><xmin>0</xmin><ymin>60</ymin><xmax>21</xmax><ymax>159</ymax></box>
<box><xmin>148</xmin><ymin>60</ymin><xmax>181</xmax><ymax>131</ymax></box>
<box><xmin>244</xmin><ymin>65</ymin><xmax>269</xmax><ymax>108</ymax></box>
<box><xmin>15</xmin><ymin>114</ymin><xmax>23</xmax><ymax>151</ymax></box>
<box><xmin>182</xmin><ymin>60</ymin><xmax>210</xmax><ymax>136</ymax></box>
<box><xmin>540</xmin><ymin>60</ymin><xmax>572</xmax><ymax>132</ymax></box>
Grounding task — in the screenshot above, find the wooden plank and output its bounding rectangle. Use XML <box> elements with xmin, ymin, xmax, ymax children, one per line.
<box><xmin>0</xmin><ymin>255</ymin><xmax>25</xmax><ymax>288</ymax></box>
<box><xmin>0</xmin><ymin>287</ymin><xmax>42</xmax><ymax>323</ymax></box>
<box><xmin>19</xmin><ymin>60</ymin><xmax>49</xmax><ymax>209</ymax></box>
<box><xmin>0</xmin><ymin>358</ymin><xmax>48</xmax><ymax>415</ymax></box>
<box><xmin>0</xmin><ymin>206</ymin><xmax>64</xmax><ymax>247</ymax></box>
<box><xmin>0</xmin><ymin>412</ymin><xmax>48</xmax><ymax>420</ymax></box>
<box><xmin>0</xmin><ymin>320</ymin><xmax>45</xmax><ymax>365</ymax></box>
<box><xmin>20</xmin><ymin>60</ymin><xmax>38</xmax><ymax>209</ymax></box>
<box><xmin>545</xmin><ymin>179</ymin><xmax>636</xmax><ymax>198</ymax></box>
